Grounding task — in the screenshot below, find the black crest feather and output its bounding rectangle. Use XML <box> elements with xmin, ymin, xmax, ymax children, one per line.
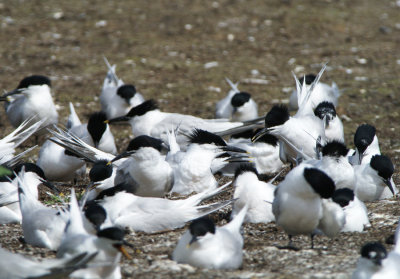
<box><xmin>264</xmin><ymin>105</ymin><xmax>289</xmax><ymax>128</ymax></box>
<box><xmin>17</xmin><ymin>75</ymin><xmax>51</xmax><ymax>89</ymax></box>
<box><xmin>303</xmin><ymin>168</ymin><xmax>335</xmax><ymax>199</ymax></box>
<box><xmin>298</xmin><ymin>74</ymin><xmax>316</xmax><ymax>85</ymax></box>
<box><xmin>126</xmin><ymin>100</ymin><xmax>158</xmax><ymax>117</ymax></box>
<box><xmin>332</xmin><ymin>188</ymin><xmax>354</xmax><ymax>208</ymax></box>
<box><xmin>234</xmin><ymin>163</ymin><xmax>258</xmax><ymax>178</ymax></box>
<box><xmin>95</xmin><ymin>183</ymin><xmax>136</xmax><ymax>200</ymax></box>
<box><xmin>117</xmin><ymin>84</ymin><xmax>137</xmax><ymax>103</ymax></box>
<box><xmin>89</xmin><ymin>160</ymin><xmax>113</xmax><ymax>182</ymax></box>
<box><xmin>370</xmin><ymin>155</ymin><xmax>394</xmax><ymax>179</ymax></box>
<box><xmin>231</xmin><ymin>92</ymin><xmax>251</xmax><ymax>107</ymax></box>
<box><xmin>126</xmin><ymin>135</ymin><xmax>164</xmax><ymax>152</ymax></box>
<box><xmin>97</xmin><ymin>227</ymin><xmax>126</xmax><ymax>241</ymax></box>
<box><xmin>87</xmin><ymin>112</ymin><xmax>108</xmax><ymax>146</ymax></box>
<box><xmin>84</xmin><ymin>202</ymin><xmax>107</xmax><ymax>230</ymax></box>
<box><xmin>13</xmin><ymin>163</ymin><xmax>47</xmax><ymax>181</ymax></box>
<box><xmin>360</xmin><ymin>242</ymin><xmax>387</xmax><ymax>264</ymax></box>
<box><xmin>314</xmin><ymin>101</ymin><xmax>336</xmax><ymax>120</ymax></box>
<box><xmin>188</xmin><ymin>129</ymin><xmax>227</xmax><ymax>146</ymax></box>
<box><xmin>322</xmin><ymin>141</ymin><xmax>349</xmax><ymax>158</ymax></box>
<box><xmin>189</xmin><ymin>217</ymin><xmax>216</xmax><ymax>237</ymax></box>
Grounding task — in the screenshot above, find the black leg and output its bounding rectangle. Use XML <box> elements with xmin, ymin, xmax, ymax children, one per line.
<box><xmin>277</xmin><ymin>235</ymin><xmax>300</xmax><ymax>251</ymax></box>
<box><xmin>310</xmin><ymin>233</ymin><xmax>315</xmax><ymax>249</ymax></box>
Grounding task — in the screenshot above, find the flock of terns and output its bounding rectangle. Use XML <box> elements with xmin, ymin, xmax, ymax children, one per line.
<box><xmin>0</xmin><ymin>60</ymin><xmax>398</xmax><ymax>278</ymax></box>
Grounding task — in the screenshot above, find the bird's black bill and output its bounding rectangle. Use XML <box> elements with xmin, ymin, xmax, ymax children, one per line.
<box><xmin>221</xmin><ymin>145</ymin><xmax>248</xmax><ymax>154</ymax></box>
<box><xmin>384</xmin><ymin>178</ymin><xmax>395</xmax><ymax>196</ymax></box>
<box><xmin>40</xmin><ymin>179</ymin><xmax>60</xmax><ymax>195</ymax></box>
<box><xmin>110</xmin><ymin>150</ymin><xmax>135</xmax><ymax>164</ymax></box>
<box><xmin>251</xmin><ymin>127</ymin><xmax>269</xmax><ymax>142</ymax></box>
<box><xmin>105</xmin><ymin>116</ymin><xmax>130</xmax><ymax>124</ymax></box>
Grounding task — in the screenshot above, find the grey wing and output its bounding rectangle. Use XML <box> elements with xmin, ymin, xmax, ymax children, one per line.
<box><xmin>272</xmin><ymin>187</ymin><xmax>280</xmax><ymax>219</ymax></box>
<box><xmin>114</xmin><ymin>168</ymin><xmax>140</xmax><ymax>194</ymax></box>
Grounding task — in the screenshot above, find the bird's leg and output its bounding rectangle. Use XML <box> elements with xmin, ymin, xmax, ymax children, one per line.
<box><xmin>310</xmin><ymin>233</ymin><xmax>315</xmax><ymax>249</ymax></box>
<box><xmin>277</xmin><ymin>235</ymin><xmax>300</xmax><ymax>251</ymax></box>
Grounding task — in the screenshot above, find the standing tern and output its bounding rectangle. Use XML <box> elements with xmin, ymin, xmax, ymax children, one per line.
<box><xmin>2</xmin><ymin>75</ymin><xmax>58</xmax><ymax>130</ymax></box>
<box><xmin>172</xmin><ymin>205</ymin><xmax>247</xmax><ymax>269</ymax></box>
<box><xmin>273</xmin><ymin>164</ymin><xmax>335</xmax><ymax>249</ymax></box>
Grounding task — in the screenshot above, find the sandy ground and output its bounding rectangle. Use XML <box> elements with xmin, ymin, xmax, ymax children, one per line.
<box><xmin>0</xmin><ymin>0</ymin><xmax>400</xmax><ymax>278</ymax></box>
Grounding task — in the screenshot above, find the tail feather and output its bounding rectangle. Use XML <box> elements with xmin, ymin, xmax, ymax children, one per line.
<box><xmin>194</xmin><ymin>199</ymin><xmax>235</xmax><ymax>218</ymax></box>
<box><xmin>223</xmin><ymin>204</ymin><xmax>247</xmax><ymax>233</ymax></box>
<box><xmin>225</xmin><ymin>77</ymin><xmax>240</xmax><ymax>93</ymax></box>
<box><xmin>184</xmin><ymin>181</ymin><xmax>232</xmax><ymax>206</ymax></box>
<box><xmin>67</xmin><ymin>102</ymin><xmax>81</xmax><ymax>129</ymax></box>
<box><xmin>4</xmin><ymin>145</ymin><xmax>37</xmax><ymax>168</ymax></box>
<box><xmin>48</xmin><ymin>127</ymin><xmax>114</xmax><ymax>163</ymax></box>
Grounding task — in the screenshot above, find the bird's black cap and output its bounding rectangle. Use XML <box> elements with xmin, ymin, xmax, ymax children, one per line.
<box><xmin>97</xmin><ymin>227</ymin><xmax>126</xmax><ymax>241</ymax></box>
<box><xmin>188</xmin><ymin>129</ymin><xmax>227</xmax><ymax>147</ymax></box>
<box><xmin>84</xmin><ymin>202</ymin><xmax>107</xmax><ymax>230</ymax></box>
<box><xmin>264</xmin><ymin>104</ymin><xmax>289</xmax><ymax>128</ymax></box>
<box><xmin>314</xmin><ymin>101</ymin><xmax>336</xmax><ymax>120</ymax></box>
<box><xmin>95</xmin><ymin>183</ymin><xmax>136</xmax><ymax>200</ymax></box>
<box><xmin>126</xmin><ymin>135</ymin><xmax>164</xmax><ymax>152</ymax></box>
<box><xmin>303</xmin><ymin>168</ymin><xmax>335</xmax><ymax>199</ymax></box>
<box><xmin>8</xmin><ymin>163</ymin><xmax>47</xmax><ymax>181</ymax></box>
<box><xmin>87</xmin><ymin>112</ymin><xmax>108</xmax><ymax>146</ymax></box>
<box><xmin>322</xmin><ymin>141</ymin><xmax>349</xmax><ymax>158</ymax></box>
<box><xmin>234</xmin><ymin>163</ymin><xmax>258</xmax><ymax>179</ymax></box>
<box><xmin>89</xmin><ymin>160</ymin><xmax>113</xmax><ymax>182</ymax></box>
<box><xmin>360</xmin><ymin>242</ymin><xmax>387</xmax><ymax>265</ymax></box>
<box><xmin>231</xmin><ymin>92</ymin><xmax>251</xmax><ymax>108</ymax></box>
<box><xmin>126</xmin><ymin>100</ymin><xmax>158</xmax><ymax>117</ymax></box>
<box><xmin>117</xmin><ymin>84</ymin><xmax>137</xmax><ymax>104</ymax></box>
<box><xmin>299</xmin><ymin>74</ymin><xmax>316</xmax><ymax>85</ymax></box>
<box><xmin>332</xmin><ymin>188</ymin><xmax>355</xmax><ymax>208</ymax></box>
<box><xmin>370</xmin><ymin>155</ymin><xmax>394</xmax><ymax>180</ymax></box>
<box><xmin>17</xmin><ymin>75</ymin><xmax>51</xmax><ymax>89</ymax></box>
<box><xmin>189</xmin><ymin>217</ymin><xmax>216</xmax><ymax>237</ymax></box>
<box><xmin>354</xmin><ymin>124</ymin><xmax>376</xmax><ymax>154</ymax></box>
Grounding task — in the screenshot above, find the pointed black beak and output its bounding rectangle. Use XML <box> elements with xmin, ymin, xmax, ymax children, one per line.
<box><xmin>251</xmin><ymin>127</ymin><xmax>269</xmax><ymax>142</ymax></box>
<box><xmin>189</xmin><ymin>235</ymin><xmax>198</xmax><ymax>245</ymax></box>
<box><xmin>221</xmin><ymin>145</ymin><xmax>248</xmax><ymax>154</ymax></box>
<box><xmin>104</xmin><ymin>116</ymin><xmax>130</xmax><ymax>124</ymax></box>
<box><xmin>3</xmin><ymin>88</ymin><xmax>24</xmax><ymax>97</ymax></box>
<box><xmin>384</xmin><ymin>178</ymin><xmax>395</xmax><ymax>196</ymax></box>
<box><xmin>40</xmin><ymin>179</ymin><xmax>60</xmax><ymax>195</ymax></box>
<box><xmin>108</xmin><ymin>150</ymin><xmax>135</xmax><ymax>164</ymax></box>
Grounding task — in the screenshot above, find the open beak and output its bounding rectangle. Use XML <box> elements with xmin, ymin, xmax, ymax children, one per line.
<box><xmin>251</xmin><ymin>127</ymin><xmax>269</xmax><ymax>142</ymax></box>
<box><xmin>104</xmin><ymin>116</ymin><xmax>130</xmax><ymax>124</ymax></box>
<box><xmin>384</xmin><ymin>178</ymin><xmax>395</xmax><ymax>196</ymax></box>
<box><xmin>40</xmin><ymin>179</ymin><xmax>60</xmax><ymax>195</ymax></box>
